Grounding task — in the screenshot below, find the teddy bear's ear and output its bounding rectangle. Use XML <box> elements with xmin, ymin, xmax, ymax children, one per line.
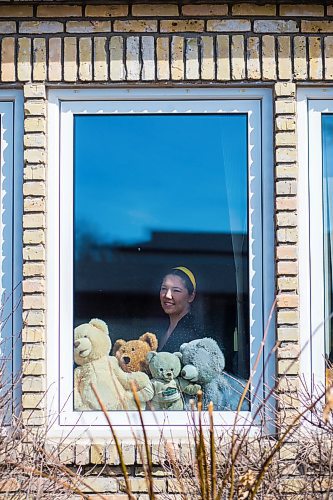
<box><xmin>112</xmin><ymin>339</ymin><xmax>126</xmax><ymax>355</ymax></box>
<box><xmin>146</xmin><ymin>351</ymin><xmax>157</xmax><ymax>364</ymax></box>
<box><xmin>174</xmin><ymin>352</ymin><xmax>182</xmax><ymax>361</ymax></box>
<box><xmin>139</xmin><ymin>332</ymin><xmax>158</xmax><ymax>351</ymax></box>
<box><xmin>89</xmin><ymin>318</ymin><xmax>108</xmax><ymax>334</ymax></box>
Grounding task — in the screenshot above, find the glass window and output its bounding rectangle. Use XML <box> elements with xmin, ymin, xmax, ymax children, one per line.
<box><xmin>47</xmin><ymin>89</ymin><xmax>274</xmax><ymax>429</ymax></box>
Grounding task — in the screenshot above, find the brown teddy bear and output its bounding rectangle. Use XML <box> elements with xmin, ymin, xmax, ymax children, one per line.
<box><xmin>113</xmin><ymin>332</ymin><xmax>158</xmax><ymax>374</ymax></box>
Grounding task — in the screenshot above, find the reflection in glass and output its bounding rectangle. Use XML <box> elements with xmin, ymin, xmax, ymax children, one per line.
<box><xmin>73</xmin><ymin>113</ymin><xmax>249</xmax><ymax>411</ymax></box>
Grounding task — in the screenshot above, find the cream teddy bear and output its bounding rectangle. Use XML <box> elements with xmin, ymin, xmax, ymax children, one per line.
<box><xmin>74</xmin><ymin>318</ymin><xmax>154</xmax><ymax>411</ymax></box>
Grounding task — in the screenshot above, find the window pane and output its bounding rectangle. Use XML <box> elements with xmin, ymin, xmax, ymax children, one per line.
<box><xmin>73</xmin><ymin>113</ymin><xmax>249</xmax><ymax>411</ymax></box>
<box><xmin>323</xmin><ymin>115</ymin><xmax>333</xmax><ymax>384</ymax></box>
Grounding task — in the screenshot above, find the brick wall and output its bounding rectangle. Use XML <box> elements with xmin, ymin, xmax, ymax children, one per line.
<box><xmin>3</xmin><ymin>0</ymin><xmax>328</xmax><ymax>489</ymax></box>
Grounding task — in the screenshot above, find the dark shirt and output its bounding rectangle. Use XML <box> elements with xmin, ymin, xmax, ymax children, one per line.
<box><xmin>157</xmin><ymin>313</ymin><xmax>205</xmax><ymax>353</ymax></box>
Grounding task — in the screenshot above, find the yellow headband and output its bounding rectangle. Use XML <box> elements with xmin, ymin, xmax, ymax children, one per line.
<box><xmin>173</xmin><ymin>266</ymin><xmax>196</xmax><ymax>291</ymax></box>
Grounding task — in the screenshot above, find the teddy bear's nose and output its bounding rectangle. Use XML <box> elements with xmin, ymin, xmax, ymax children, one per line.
<box><xmin>74</xmin><ymin>341</ymin><xmax>80</xmax><ymax>348</ymax></box>
<box><xmin>123</xmin><ymin>356</ymin><xmax>130</xmax><ymax>364</ymax></box>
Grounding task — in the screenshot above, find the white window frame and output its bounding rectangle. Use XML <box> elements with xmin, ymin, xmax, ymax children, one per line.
<box><xmin>0</xmin><ymin>91</ymin><xmax>23</xmax><ymax>417</ymax></box>
<box><xmin>47</xmin><ymin>88</ymin><xmax>274</xmax><ymax>439</ymax></box>
<box><xmin>298</xmin><ymin>88</ymin><xmax>333</xmax><ymax>394</ymax></box>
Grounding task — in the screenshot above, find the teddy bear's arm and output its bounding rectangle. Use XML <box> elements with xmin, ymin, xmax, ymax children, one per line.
<box><xmin>178</xmin><ymin>377</ymin><xmax>201</xmax><ymax>396</ymax></box>
<box><xmin>74</xmin><ymin>368</ymin><xmax>86</xmax><ymax>411</ymax></box>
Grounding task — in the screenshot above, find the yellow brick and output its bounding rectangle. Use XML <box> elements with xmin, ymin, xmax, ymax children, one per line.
<box><xmin>247</xmin><ymin>36</ymin><xmax>260</xmax><ymax>79</ymax></box>
<box><xmin>23</xmin><ymin>245</ymin><xmax>45</xmax><ymax>262</ymax></box>
<box><xmin>24</xmin><ymin>197</ymin><xmax>45</xmax><ymax>212</ymax></box>
<box><xmin>293</xmin><ymin>36</ymin><xmax>307</xmax><ymax>80</ymax></box>
<box><xmin>85</xmin><ymin>5</ymin><xmax>128</xmax><ymax>17</ymax></box>
<box><xmin>1</xmin><ymin>37</ymin><xmax>15</xmax><ymax>82</ymax></box>
<box><xmin>156</xmin><ymin>37</ymin><xmax>170</xmax><ymax>80</ymax></box>
<box><xmin>64</xmin><ymin>37</ymin><xmax>77</xmax><ymax>82</ymax></box>
<box><xmin>201</xmin><ymin>36</ymin><xmax>214</xmax><ymax>80</ymax></box>
<box><xmin>25</xmin><ymin>100</ymin><xmax>46</xmax><ymax>117</ymax></box>
<box><xmin>75</xmin><ymin>442</ymin><xmax>91</xmax><ymax>465</ymax></box>
<box><xmin>24</xmin><ymin>165</ymin><xmax>45</xmax><ymax>181</ymax></box>
<box><xmin>262</xmin><ymin>35</ymin><xmax>276</xmax><ymax>80</ymax></box>
<box><xmin>48</xmin><ymin>38</ymin><xmax>62</xmax><ymax>82</ymax></box>
<box><xmin>160</xmin><ymin>20</ymin><xmax>204</xmax><ymax>33</ymax></box>
<box><xmin>22</xmin><ymin>360</ymin><xmax>45</xmax><ymax>375</ymax></box>
<box><xmin>22</xmin><ymin>343</ymin><xmax>45</xmax><ymax>359</ymax></box>
<box><xmin>276</xmin><ymin>165</ymin><xmax>298</xmax><ymax>178</ymax></box>
<box><xmin>216</xmin><ymin>35</ymin><xmax>230</xmax><ymax>80</ymax></box>
<box><xmin>67</xmin><ymin>21</ymin><xmax>110</xmax><ymax>33</ymax></box>
<box><xmin>79</xmin><ymin>37</ymin><xmax>92</xmax><ymax>81</ymax></box>
<box><xmin>325</xmin><ymin>37</ymin><xmax>333</xmax><ymax>79</ymax></box>
<box><xmin>309</xmin><ymin>37</ymin><xmax>322</xmax><ymax>80</ymax></box>
<box><xmin>277</xmin><ymin>227</ymin><xmax>297</xmax><ymax>243</ymax></box>
<box><xmin>277</xmin><ymin>359</ymin><xmax>299</xmax><ymax>374</ymax></box>
<box><xmin>275</xmin><ymin>100</ymin><xmax>295</xmax><ymax>115</ymax></box>
<box><xmin>276</xmin><ymin>147</ymin><xmax>297</xmax><ymax>163</ymax></box>
<box><xmin>23</xmin><ymin>229</ymin><xmax>45</xmax><ymax>245</ymax></box>
<box><xmin>208</xmin><ymin>19</ymin><xmax>250</xmax><ymax>32</ymax></box>
<box><xmin>22</xmin><ymin>326</ymin><xmax>45</xmax><ymax>342</ymax></box>
<box><xmin>276</xmin><ymin>196</ymin><xmax>297</xmax><ymax>211</ymax></box>
<box><xmin>91</xmin><ymin>443</ymin><xmax>105</xmax><ymax>464</ymax></box>
<box><xmin>276</xmin><ymin>116</ymin><xmax>296</xmax><ymax>131</ymax></box>
<box><xmin>277</xmin><ymin>261</ymin><xmax>298</xmax><ymax>275</ymax></box>
<box><xmin>277</xmin><ymin>295</ymin><xmax>299</xmax><ymax>309</ymax></box>
<box><xmin>171</xmin><ymin>36</ymin><xmax>184</xmax><ymax>80</ymax></box>
<box><xmin>302</xmin><ymin>21</ymin><xmax>333</xmax><ymax>33</ymax></box>
<box><xmin>142</xmin><ymin>36</ymin><xmax>155</xmax><ymax>80</ymax></box>
<box><xmin>0</xmin><ymin>5</ymin><xmax>32</xmax><ymax>17</ymax></box>
<box><xmin>24</xmin><ymin>117</ymin><xmax>46</xmax><ymax>133</ymax></box>
<box><xmin>23</xmin><ymin>213</ymin><xmax>45</xmax><ymax>228</ymax></box>
<box><xmin>33</xmin><ymin>38</ymin><xmax>46</xmax><ymax>82</ymax></box>
<box><xmin>22</xmin><ymin>393</ymin><xmax>45</xmax><ymax>410</ymax></box>
<box><xmin>22</xmin><ymin>376</ymin><xmax>45</xmax><ymax>392</ymax></box>
<box><xmin>232</xmin><ymin>3</ymin><xmax>276</xmax><ymax>15</ymax></box>
<box><xmin>276</xmin><ymin>180</ymin><xmax>297</xmax><ymax>195</ymax></box>
<box><xmin>280</xmin><ymin>4</ymin><xmax>324</xmax><ymax>16</ymax></box>
<box><xmin>126</xmin><ymin>36</ymin><xmax>140</xmax><ymax>80</ymax></box>
<box><xmin>110</xmin><ymin>36</ymin><xmax>125</xmax><ymax>81</ymax></box>
<box><xmin>276</xmin><ymin>245</ymin><xmax>297</xmax><ymax>260</ymax></box>
<box><xmin>275</xmin><ymin>131</ymin><xmax>296</xmax><ymax>145</ymax></box>
<box><xmin>22</xmin><ymin>278</ymin><xmax>45</xmax><ymax>293</ymax></box>
<box><xmin>0</xmin><ymin>21</ymin><xmax>16</xmax><ymax>33</ymax></box>
<box><xmin>114</xmin><ymin>20</ymin><xmax>157</xmax><ymax>32</ymax></box>
<box><xmin>23</xmin><ymin>263</ymin><xmax>45</xmax><ymax>277</ymax></box>
<box><xmin>277</xmin><ymin>328</ymin><xmax>299</xmax><ymax>342</ymax></box>
<box><xmin>24</xmin><ymin>133</ymin><xmax>46</xmax><ymax>148</ymax></box>
<box><xmin>183</xmin><ymin>4</ymin><xmax>228</xmax><ymax>16</ymax></box>
<box><xmin>18</xmin><ymin>37</ymin><xmax>31</xmax><ymax>82</ymax></box>
<box><xmin>37</xmin><ymin>5</ymin><xmax>82</xmax><ymax>17</ymax></box>
<box><xmin>278</xmin><ymin>276</ymin><xmax>298</xmax><ymax>291</ymax></box>
<box><xmin>20</xmin><ymin>21</ymin><xmax>63</xmax><ymax>34</ymax></box>
<box><xmin>231</xmin><ymin>35</ymin><xmax>245</xmax><ymax>80</ymax></box>
<box><xmin>22</xmin><ymin>409</ymin><xmax>45</xmax><ymax>426</ymax></box>
<box><xmin>275</xmin><ymin>82</ymin><xmax>296</xmax><ymax>96</ymax></box>
<box><xmin>278</xmin><ymin>36</ymin><xmax>292</xmax><ymax>80</ymax></box>
<box><xmin>93</xmin><ymin>37</ymin><xmax>107</xmax><ymax>81</ymax></box>
<box><xmin>24</xmin><ymin>83</ymin><xmax>46</xmax><ymax>98</ymax></box>
<box><xmin>276</xmin><ymin>211</ymin><xmax>297</xmax><ymax>227</ymax></box>
<box><xmin>59</xmin><ymin>443</ymin><xmax>75</xmax><ymax>464</ymax></box>
<box><xmin>24</xmin><ymin>149</ymin><xmax>45</xmax><ymax>164</ymax></box>
<box><xmin>185</xmin><ymin>38</ymin><xmax>199</xmax><ymax>80</ymax></box>
<box><xmin>133</xmin><ymin>4</ymin><xmax>178</xmax><ymax>16</ymax></box>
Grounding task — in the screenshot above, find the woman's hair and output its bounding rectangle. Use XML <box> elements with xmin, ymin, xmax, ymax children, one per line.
<box><xmin>162</xmin><ymin>266</ymin><xmax>196</xmax><ymax>295</ymax></box>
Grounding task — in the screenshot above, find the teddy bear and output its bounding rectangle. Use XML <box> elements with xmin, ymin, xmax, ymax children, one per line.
<box><xmin>175</xmin><ymin>337</ymin><xmax>249</xmax><ymax>411</ymax></box>
<box><xmin>112</xmin><ymin>332</ymin><xmax>158</xmax><ymax>374</ymax></box>
<box><xmin>146</xmin><ymin>351</ymin><xmax>201</xmax><ymax>411</ymax></box>
<box><xmin>74</xmin><ymin>318</ymin><xmax>154</xmax><ymax>411</ymax></box>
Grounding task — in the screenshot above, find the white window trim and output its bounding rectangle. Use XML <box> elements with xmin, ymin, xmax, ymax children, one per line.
<box><xmin>298</xmin><ymin>88</ymin><xmax>333</xmax><ymax>395</ymax></box>
<box><xmin>47</xmin><ymin>88</ymin><xmax>274</xmax><ymax>439</ymax></box>
<box><xmin>0</xmin><ymin>91</ymin><xmax>23</xmax><ymax>417</ymax></box>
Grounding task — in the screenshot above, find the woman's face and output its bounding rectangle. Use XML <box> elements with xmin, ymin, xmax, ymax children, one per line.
<box><xmin>160</xmin><ymin>274</ymin><xmax>195</xmax><ymax>318</ymax></box>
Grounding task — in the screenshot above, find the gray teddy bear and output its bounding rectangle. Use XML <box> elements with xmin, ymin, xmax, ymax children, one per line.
<box><xmin>175</xmin><ymin>337</ymin><xmax>249</xmax><ymax>411</ymax></box>
<box><xmin>147</xmin><ymin>351</ymin><xmax>201</xmax><ymax>410</ymax></box>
